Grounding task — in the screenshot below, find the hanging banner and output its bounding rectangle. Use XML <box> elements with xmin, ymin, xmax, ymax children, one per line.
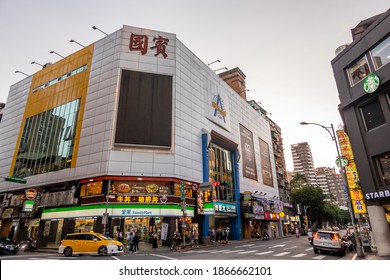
<box><xmin>336</xmin><ymin>130</ymin><xmax>367</xmax><ymax>214</ymax></box>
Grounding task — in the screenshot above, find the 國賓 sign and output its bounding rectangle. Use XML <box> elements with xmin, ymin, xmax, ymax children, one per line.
<box><xmin>129</xmin><ymin>33</ymin><xmax>169</xmax><ymax>58</ymax></box>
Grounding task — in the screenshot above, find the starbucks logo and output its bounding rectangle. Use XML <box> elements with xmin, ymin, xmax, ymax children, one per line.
<box><xmin>363</xmin><ymin>74</ymin><xmax>380</xmax><ymax>93</ymax></box>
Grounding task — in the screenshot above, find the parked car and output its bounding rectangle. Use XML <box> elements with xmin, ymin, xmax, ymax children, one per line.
<box><xmin>312</xmin><ymin>230</ymin><xmax>346</xmax><ymax>256</ymax></box>
<box><xmin>0</xmin><ymin>237</ymin><xmax>19</xmax><ymax>254</ymax></box>
<box><xmin>58</xmin><ymin>232</ymin><xmax>124</xmax><ymax>257</ymax></box>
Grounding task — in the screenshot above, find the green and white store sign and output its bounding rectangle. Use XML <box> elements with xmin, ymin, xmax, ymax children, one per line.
<box><xmin>41</xmin><ymin>204</ymin><xmax>195</xmax><ymax>220</ymax></box>
<box><xmin>363</xmin><ymin>73</ymin><xmax>380</xmax><ymax>93</ymax></box>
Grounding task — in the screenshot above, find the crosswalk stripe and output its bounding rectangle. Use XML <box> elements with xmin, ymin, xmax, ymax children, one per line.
<box><xmin>292</xmin><ymin>253</ymin><xmax>307</xmax><ymax>258</ymax></box>
<box><xmin>254</xmin><ymin>251</ymin><xmax>274</xmax><ymax>255</ymax></box>
<box><xmin>238</xmin><ymin>250</ymin><xmax>258</xmax><ymax>254</ymax></box>
<box><xmin>186</xmin><ymin>250</ymin><xmax>209</xmax><ymax>253</ymax></box>
<box><xmin>235</xmin><ymin>244</ymin><xmax>255</xmax><ymax>248</ymax></box>
<box><xmin>313</xmin><ymin>255</ymin><xmax>326</xmax><ymax>260</ymax></box>
<box><xmin>305</xmin><ymin>248</ymin><xmax>313</xmax><ymax>251</ymax></box>
<box><xmin>273</xmin><ymin>252</ymin><xmax>290</xmax><ymax>256</ymax></box>
<box><xmin>209</xmin><ymin>249</ymin><xmax>231</xmax><ymax>253</ymax></box>
<box><xmin>223</xmin><ymin>250</ymin><xmax>244</xmax><ymax>254</ymax></box>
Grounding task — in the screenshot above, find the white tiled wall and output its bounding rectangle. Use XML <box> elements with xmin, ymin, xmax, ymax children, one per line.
<box><xmin>0</xmin><ymin>25</ymin><xmax>279</xmax><ymax>198</ymax></box>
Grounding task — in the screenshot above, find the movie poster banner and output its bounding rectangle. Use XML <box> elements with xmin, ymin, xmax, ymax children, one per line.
<box><xmin>259</xmin><ymin>138</ymin><xmax>273</xmax><ymax>186</ymax></box>
<box><xmin>239</xmin><ymin>124</ymin><xmax>257</xmax><ymax>180</ymax></box>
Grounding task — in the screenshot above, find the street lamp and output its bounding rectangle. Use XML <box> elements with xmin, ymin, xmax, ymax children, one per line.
<box><xmin>31</xmin><ymin>61</ymin><xmax>44</xmax><ymax>67</ymax></box>
<box><xmin>214</xmin><ymin>67</ymin><xmax>228</xmax><ymax>72</ymax></box>
<box><xmin>303</xmin><ymin>205</ymin><xmax>310</xmax><ymax>229</ymax></box>
<box><xmin>300</xmin><ymin>121</ymin><xmax>365</xmax><ymax>257</ymax></box>
<box><xmin>70</xmin><ymin>39</ymin><xmax>85</xmax><ymax>48</ymax></box>
<box><xmin>207</xmin><ymin>59</ymin><xmax>220</xmax><ymax>66</ymax></box>
<box><xmin>49</xmin><ymin>51</ymin><xmax>65</xmax><ymax>58</ymax></box>
<box><xmin>15</xmin><ymin>70</ymin><xmax>30</xmax><ymax>77</ymax></box>
<box><xmin>92</xmin><ymin>25</ymin><xmax>108</xmax><ymax>36</ymax></box>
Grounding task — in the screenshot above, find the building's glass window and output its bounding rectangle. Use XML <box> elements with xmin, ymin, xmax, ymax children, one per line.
<box><xmin>375</xmin><ymin>152</ymin><xmax>390</xmax><ymax>186</ymax></box>
<box><xmin>371</xmin><ymin>35</ymin><xmax>390</xmax><ymax>70</ymax></box>
<box><xmin>347</xmin><ymin>56</ymin><xmax>371</xmax><ymax>86</ymax></box>
<box><xmin>360</xmin><ymin>98</ymin><xmax>386</xmax><ymax>131</ymax></box>
<box><xmin>80</xmin><ymin>182</ymin><xmax>103</xmax><ymax>197</ymax></box>
<box><xmin>13</xmin><ymin>99</ymin><xmax>80</xmax><ymax>177</ymax></box>
<box><xmin>208</xmin><ymin>143</ymin><xmax>235</xmax><ymax>202</ymax></box>
<box><xmin>32</xmin><ymin>65</ymin><xmax>87</xmax><ymax>93</ymax></box>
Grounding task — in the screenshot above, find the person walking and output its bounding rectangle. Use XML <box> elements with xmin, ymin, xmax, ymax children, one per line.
<box><xmin>117</xmin><ymin>228</ymin><xmax>124</xmax><ymax>243</ymax></box>
<box><xmin>172</xmin><ymin>230</ymin><xmax>182</xmax><ymax>251</ymax></box>
<box><xmin>133</xmin><ymin>231</ymin><xmax>140</xmax><ymax>254</ymax></box>
<box><xmin>152</xmin><ymin>231</ymin><xmax>158</xmax><ymax>248</ymax></box>
<box><xmin>194</xmin><ymin>230</ymin><xmax>199</xmax><ymax>247</ymax></box>
<box><xmin>126</xmin><ymin>230</ymin><xmax>134</xmax><ymax>253</ymax></box>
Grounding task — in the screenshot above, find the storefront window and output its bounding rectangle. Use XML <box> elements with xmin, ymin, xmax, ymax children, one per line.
<box><xmin>375</xmin><ymin>151</ymin><xmax>390</xmax><ymax>186</ymax></box>
<box><xmin>347</xmin><ymin>56</ymin><xmax>371</xmax><ymax>86</ymax></box>
<box><xmin>74</xmin><ymin>218</ymin><xmax>95</xmax><ymax>233</ymax></box>
<box><xmin>371</xmin><ymin>35</ymin><xmax>390</xmax><ymax>70</ymax></box>
<box><xmin>80</xmin><ymin>181</ymin><xmax>103</xmax><ymax>197</ymax></box>
<box><xmin>208</xmin><ymin>144</ymin><xmax>235</xmax><ymax>202</ymax></box>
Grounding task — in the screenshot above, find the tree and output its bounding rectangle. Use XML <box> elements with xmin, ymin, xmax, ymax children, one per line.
<box><xmin>290</xmin><ymin>173</ymin><xmax>308</xmax><ymax>190</ymax></box>
<box><xmin>291</xmin><ymin>184</ymin><xmax>326</xmax><ymax>227</ymax></box>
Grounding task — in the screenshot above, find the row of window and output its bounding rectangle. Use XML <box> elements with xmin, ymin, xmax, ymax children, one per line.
<box><xmin>347</xmin><ymin>35</ymin><xmax>390</xmax><ymax>87</ymax></box>
<box><xmin>32</xmin><ymin>65</ymin><xmax>87</xmax><ymax>93</ymax></box>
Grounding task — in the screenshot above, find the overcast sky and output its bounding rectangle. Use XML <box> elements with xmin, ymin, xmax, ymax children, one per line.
<box><xmin>0</xmin><ymin>0</ymin><xmax>389</xmax><ymax>171</ymax></box>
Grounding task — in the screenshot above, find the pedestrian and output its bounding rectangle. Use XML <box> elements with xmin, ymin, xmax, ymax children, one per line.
<box><xmin>126</xmin><ymin>229</ymin><xmax>134</xmax><ymax>253</ymax></box>
<box><xmin>133</xmin><ymin>231</ymin><xmax>140</xmax><ymax>253</ymax></box>
<box><xmin>117</xmin><ymin>228</ymin><xmax>124</xmax><ymax>243</ymax></box>
<box><xmin>263</xmin><ymin>228</ymin><xmax>269</xmax><ymax>240</ymax></box>
<box><xmin>194</xmin><ymin>230</ymin><xmax>199</xmax><ymax>247</ymax></box>
<box><xmin>295</xmin><ymin>227</ymin><xmax>300</xmax><ymax>238</ymax></box>
<box><xmin>173</xmin><ymin>230</ymin><xmax>182</xmax><ymax>251</ymax></box>
<box><xmin>190</xmin><ymin>230</ymin><xmax>195</xmax><ymax>247</ymax></box>
<box><xmin>152</xmin><ymin>231</ymin><xmax>158</xmax><ymax>248</ymax></box>
<box><xmin>221</xmin><ymin>228</ymin><xmax>227</xmax><ymax>244</ymax></box>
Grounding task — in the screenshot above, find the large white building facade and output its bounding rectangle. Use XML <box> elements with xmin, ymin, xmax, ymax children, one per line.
<box><xmin>0</xmin><ymin>25</ymin><xmax>282</xmax><ymax>248</ymax></box>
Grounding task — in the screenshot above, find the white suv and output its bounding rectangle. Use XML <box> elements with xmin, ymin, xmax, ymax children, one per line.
<box><xmin>313</xmin><ymin>230</ymin><xmax>345</xmax><ymax>256</ymax></box>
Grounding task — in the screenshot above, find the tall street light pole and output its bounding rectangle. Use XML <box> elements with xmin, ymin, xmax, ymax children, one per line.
<box><xmin>303</xmin><ymin>205</ymin><xmax>310</xmax><ymax>229</ymax></box>
<box><xmin>300</xmin><ymin>122</ymin><xmax>365</xmax><ymax>257</ymax></box>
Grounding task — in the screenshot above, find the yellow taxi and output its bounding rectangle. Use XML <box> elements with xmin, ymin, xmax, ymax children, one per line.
<box><xmin>58</xmin><ymin>232</ymin><xmax>124</xmax><ymax>257</ymax></box>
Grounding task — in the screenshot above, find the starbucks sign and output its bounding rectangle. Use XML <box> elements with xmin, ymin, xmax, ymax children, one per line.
<box><xmin>363</xmin><ymin>74</ymin><xmax>380</xmax><ymax>93</ymax></box>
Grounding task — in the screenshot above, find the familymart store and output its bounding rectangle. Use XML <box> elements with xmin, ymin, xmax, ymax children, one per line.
<box><xmin>38</xmin><ymin>202</ymin><xmax>194</xmax><ymax>248</ymax></box>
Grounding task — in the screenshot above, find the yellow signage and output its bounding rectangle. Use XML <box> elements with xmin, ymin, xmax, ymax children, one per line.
<box><xmin>337</xmin><ymin>130</ymin><xmax>367</xmax><ymax>214</ymax></box>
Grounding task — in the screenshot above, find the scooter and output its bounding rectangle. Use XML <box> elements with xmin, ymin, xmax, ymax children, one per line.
<box><xmin>20</xmin><ymin>237</ymin><xmax>37</xmax><ymax>252</ymax></box>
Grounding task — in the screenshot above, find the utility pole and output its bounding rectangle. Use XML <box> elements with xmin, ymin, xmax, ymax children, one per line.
<box><xmin>300</xmin><ymin>122</ymin><xmax>365</xmax><ymax>258</ymax></box>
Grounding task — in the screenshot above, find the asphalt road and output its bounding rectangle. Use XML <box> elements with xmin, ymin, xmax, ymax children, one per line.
<box><xmin>0</xmin><ymin>235</ymin><xmax>353</xmax><ymax>261</ymax></box>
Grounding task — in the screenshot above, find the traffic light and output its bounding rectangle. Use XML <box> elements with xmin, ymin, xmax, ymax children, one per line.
<box><xmin>4</xmin><ymin>176</ymin><xmax>27</xmax><ymax>184</ymax></box>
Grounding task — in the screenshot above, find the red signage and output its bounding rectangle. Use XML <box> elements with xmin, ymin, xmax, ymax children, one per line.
<box><xmin>129</xmin><ymin>33</ymin><xmax>169</xmax><ymax>58</ymax></box>
<box><xmin>264</xmin><ymin>211</ymin><xmax>280</xmax><ymax>221</ymax></box>
<box><xmin>24</xmin><ymin>188</ymin><xmax>37</xmax><ymax>200</ymax></box>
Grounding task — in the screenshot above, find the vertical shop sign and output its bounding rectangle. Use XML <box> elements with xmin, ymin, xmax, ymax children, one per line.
<box><xmin>336</xmin><ymin>130</ymin><xmax>367</xmax><ymax>214</ymax></box>
<box><xmin>161</xmin><ymin>222</ymin><xmax>169</xmax><ymax>241</ymax></box>
<box><xmin>239</xmin><ymin>124</ymin><xmax>257</xmax><ymax>180</ymax></box>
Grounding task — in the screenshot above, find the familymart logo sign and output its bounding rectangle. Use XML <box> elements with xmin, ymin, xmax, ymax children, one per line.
<box><xmin>363</xmin><ymin>74</ymin><xmax>380</xmax><ymax>93</ymax></box>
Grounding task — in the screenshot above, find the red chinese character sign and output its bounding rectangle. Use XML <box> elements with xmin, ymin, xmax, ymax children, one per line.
<box><xmin>129</xmin><ymin>33</ymin><xmax>169</xmax><ymax>58</ymax></box>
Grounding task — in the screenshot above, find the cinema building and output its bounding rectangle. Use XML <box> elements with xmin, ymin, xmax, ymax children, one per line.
<box><xmin>0</xmin><ymin>25</ymin><xmax>280</xmax><ymax>248</ymax></box>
